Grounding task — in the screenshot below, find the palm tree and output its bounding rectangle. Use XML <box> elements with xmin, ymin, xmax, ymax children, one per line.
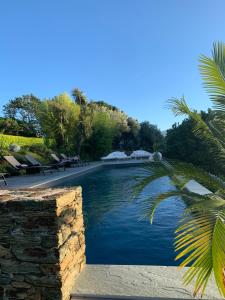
<box><xmin>136</xmin><ymin>42</ymin><xmax>225</xmax><ymax>297</ymax></box>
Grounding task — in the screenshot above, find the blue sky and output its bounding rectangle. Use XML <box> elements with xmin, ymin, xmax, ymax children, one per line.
<box><xmin>0</xmin><ymin>0</ymin><xmax>224</xmax><ymax>130</ymax></box>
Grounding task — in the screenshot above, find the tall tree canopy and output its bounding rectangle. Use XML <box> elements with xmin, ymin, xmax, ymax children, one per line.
<box><xmin>3</xmin><ymin>94</ymin><xmax>41</xmax><ymax>136</ymax></box>
<box><xmin>1</xmin><ymin>89</ymin><xmax>165</xmax><ymax>159</ymax></box>
<box><xmin>38</xmin><ymin>93</ymin><xmax>80</xmax><ymax>150</ymax></box>
<box><xmin>72</xmin><ymin>88</ymin><xmax>88</xmax><ymax>106</ymax></box>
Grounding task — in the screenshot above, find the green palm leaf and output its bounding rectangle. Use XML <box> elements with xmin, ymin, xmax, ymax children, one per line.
<box><xmin>199</xmin><ymin>42</ymin><xmax>225</xmax><ymax>112</ymax></box>
<box><xmin>175</xmin><ymin>210</ymin><xmax>225</xmax><ymax>297</ymax></box>
<box><xmin>168</xmin><ymin>97</ymin><xmax>225</xmax><ymax>164</ymax></box>
<box><xmin>137</xmin><ymin>42</ymin><xmax>225</xmax><ymax>297</ymax></box>
<box><xmin>136</xmin><ymin>159</ymin><xmax>225</xmax><ymax>297</ymax></box>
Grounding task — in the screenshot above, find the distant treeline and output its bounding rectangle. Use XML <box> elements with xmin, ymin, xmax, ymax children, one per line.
<box><xmin>0</xmin><ymin>90</ymin><xmax>164</xmax><ymax>160</ymax></box>
<box><xmin>165</xmin><ymin>109</ymin><xmax>223</xmax><ymax>175</ymax></box>
<box><xmin>1</xmin><ymin>90</ymin><xmax>218</xmax><ymax>173</ymax></box>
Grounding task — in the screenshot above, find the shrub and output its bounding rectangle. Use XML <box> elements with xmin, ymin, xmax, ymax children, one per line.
<box><xmin>28</xmin><ymin>143</ymin><xmax>51</xmax><ymax>156</ymax></box>
<box><xmin>9</xmin><ymin>144</ymin><xmax>21</xmax><ymax>152</ymax></box>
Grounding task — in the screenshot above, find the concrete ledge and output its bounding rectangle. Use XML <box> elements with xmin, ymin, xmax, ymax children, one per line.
<box><xmin>184</xmin><ymin>180</ymin><xmax>212</xmax><ymax>195</ymax></box>
<box><xmin>71</xmin><ymin>265</ymin><xmax>222</xmax><ymax>300</ymax></box>
<box><xmin>103</xmin><ymin>159</ymin><xmax>149</xmax><ymax>166</ymax></box>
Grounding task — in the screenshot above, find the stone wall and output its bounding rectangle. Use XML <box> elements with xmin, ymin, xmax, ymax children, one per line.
<box><xmin>0</xmin><ymin>187</ymin><xmax>86</xmax><ymax>300</ymax></box>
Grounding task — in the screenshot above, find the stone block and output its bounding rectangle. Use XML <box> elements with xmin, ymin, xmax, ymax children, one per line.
<box><xmin>0</xmin><ymin>188</ymin><xmax>86</xmax><ymax>300</ymax></box>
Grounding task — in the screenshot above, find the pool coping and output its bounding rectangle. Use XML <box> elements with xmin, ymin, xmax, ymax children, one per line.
<box><xmin>71</xmin><ymin>265</ymin><xmax>222</xmax><ymax>300</ymax></box>
<box><xmin>0</xmin><ymin>159</ymin><xmax>152</xmax><ymax>190</ymax></box>
<box><xmin>29</xmin><ymin>162</ymin><xmax>104</xmax><ymax>188</ymax></box>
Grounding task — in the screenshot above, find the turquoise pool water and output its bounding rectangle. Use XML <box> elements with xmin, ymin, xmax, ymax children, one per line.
<box><xmin>57</xmin><ymin>165</ymin><xmax>185</xmax><ymax>265</ymax></box>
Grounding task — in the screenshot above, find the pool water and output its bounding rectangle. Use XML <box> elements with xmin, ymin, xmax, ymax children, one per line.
<box><xmin>57</xmin><ymin>165</ymin><xmax>185</xmax><ymax>265</ymax></box>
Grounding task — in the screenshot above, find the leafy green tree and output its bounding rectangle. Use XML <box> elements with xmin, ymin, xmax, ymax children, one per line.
<box><xmin>72</xmin><ymin>89</ymin><xmax>93</xmax><ymax>155</ymax></box>
<box><xmin>0</xmin><ymin>118</ymin><xmax>23</xmax><ymax>136</ymax></box>
<box><xmin>139</xmin><ymin>121</ymin><xmax>164</xmax><ymax>152</ymax></box>
<box><xmin>76</xmin><ymin>105</ymin><xmax>93</xmax><ymax>155</ymax></box>
<box><xmin>39</xmin><ymin>93</ymin><xmax>80</xmax><ymax>150</ymax></box>
<box><xmin>90</xmin><ymin>100</ymin><xmax>119</xmax><ymax>111</ymax></box>
<box><xmin>3</xmin><ymin>94</ymin><xmax>41</xmax><ymax>136</ymax></box>
<box><xmin>165</xmin><ymin>111</ymin><xmax>222</xmax><ymax>174</ymax></box>
<box><xmin>120</xmin><ymin>117</ymin><xmax>140</xmax><ymax>150</ymax></box>
<box><xmin>82</xmin><ymin>110</ymin><xmax>116</xmax><ymax>159</ymax></box>
<box><xmin>72</xmin><ymin>88</ymin><xmax>87</xmax><ymax>106</ymax></box>
<box><xmin>137</xmin><ymin>42</ymin><xmax>225</xmax><ymax>297</ymax></box>
<box><xmin>86</xmin><ymin>101</ymin><xmax>130</xmax><ymax>151</ymax></box>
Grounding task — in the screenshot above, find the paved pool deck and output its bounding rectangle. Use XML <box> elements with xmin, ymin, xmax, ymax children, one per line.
<box><xmin>71</xmin><ymin>265</ymin><xmax>222</xmax><ymax>300</ymax></box>
<box><xmin>0</xmin><ymin>159</ymin><xmax>151</xmax><ymax>190</ymax></box>
<box><xmin>0</xmin><ymin>161</ymin><xmax>103</xmax><ymax>189</ymax></box>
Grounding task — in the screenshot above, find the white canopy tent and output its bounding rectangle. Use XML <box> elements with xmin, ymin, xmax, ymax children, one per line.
<box><xmin>101</xmin><ymin>151</ymin><xmax>129</xmax><ymax>161</ymax></box>
<box><xmin>130</xmin><ymin>150</ymin><xmax>152</xmax><ymax>159</ymax></box>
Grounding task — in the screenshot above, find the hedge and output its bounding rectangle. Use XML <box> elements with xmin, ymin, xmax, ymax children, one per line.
<box><xmin>0</xmin><ymin>134</ymin><xmax>45</xmax><ymax>149</ymax></box>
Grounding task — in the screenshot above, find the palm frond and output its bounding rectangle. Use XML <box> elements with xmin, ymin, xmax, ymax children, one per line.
<box><xmin>148</xmin><ymin>190</ymin><xmax>209</xmax><ymax>224</ymax></box>
<box><xmin>167</xmin><ymin>96</ymin><xmax>192</xmax><ymax>117</ymax></box>
<box><xmin>135</xmin><ymin>158</ymin><xmax>225</xmax><ymax>297</ymax></box>
<box><xmin>133</xmin><ymin>161</ymin><xmax>175</xmax><ymax>196</ymax></box>
<box><xmin>199</xmin><ymin>42</ymin><xmax>225</xmax><ymax>112</ymax></box>
<box><xmin>168</xmin><ymin>97</ymin><xmax>225</xmax><ymax>164</ymax></box>
<box><xmin>175</xmin><ymin>210</ymin><xmax>225</xmax><ymax>297</ymax></box>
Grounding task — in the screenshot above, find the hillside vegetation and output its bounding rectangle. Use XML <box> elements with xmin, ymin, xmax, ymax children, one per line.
<box><xmin>0</xmin><ymin>134</ymin><xmax>44</xmax><ymax>150</ymax></box>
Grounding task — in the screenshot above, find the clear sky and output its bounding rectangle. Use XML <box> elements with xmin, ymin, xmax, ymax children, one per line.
<box><xmin>0</xmin><ymin>0</ymin><xmax>224</xmax><ymax>130</ymax></box>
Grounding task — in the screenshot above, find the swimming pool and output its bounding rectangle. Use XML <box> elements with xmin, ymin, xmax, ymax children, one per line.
<box><xmin>56</xmin><ymin>165</ymin><xmax>185</xmax><ymax>265</ymax></box>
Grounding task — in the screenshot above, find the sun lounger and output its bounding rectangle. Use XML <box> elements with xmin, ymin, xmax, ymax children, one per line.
<box><xmin>4</xmin><ymin>156</ymin><xmax>49</xmax><ymax>175</ymax></box>
<box><xmin>24</xmin><ymin>154</ymin><xmax>56</xmax><ymax>173</ymax></box>
<box><xmin>50</xmin><ymin>154</ymin><xmax>72</xmax><ymax>168</ymax></box>
<box><xmin>60</xmin><ymin>153</ymin><xmax>79</xmax><ymax>162</ymax></box>
<box><xmin>60</xmin><ymin>153</ymin><xmax>89</xmax><ymax>166</ymax></box>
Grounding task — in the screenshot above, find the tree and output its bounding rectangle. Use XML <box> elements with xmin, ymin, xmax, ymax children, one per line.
<box><xmin>120</xmin><ymin>117</ymin><xmax>140</xmax><ymax>150</ymax></box>
<box><xmin>76</xmin><ymin>105</ymin><xmax>93</xmax><ymax>155</ymax></box>
<box><xmin>139</xmin><ymin>121</ymin><xmax>164</xmax><ymax>152</ymax></box>
<box><xmin>3</xmin><ymin>94</ymin><xmax>41</xmax><ymax>136</ymax></box>
<box><xmin>72</xmin><ymin>88</ymin><xmax>87</xmax><ymax>106</ymax></box>
<box><xmin>137</xmin><ymin>42</ymin><xmax>225</xmax><ymax>297</ymax></box>
<box><xmin>165</xmin><ymin>111</ymin><xmax>222</xmax><ymax>174</ymax></box>
<box><xmin>71</xmin><ymin>88</ymin><xmax>95</xmax><ymax>155</ymax></box>
<box><xmin>82</xmin><ymin>110</ymin><xmax>116</xmax><ymax>159</ymax></box>
<box><xmin>90</xmin><ymin>100</ymin><xmax>119</xmax><ymax>111</ymax></box>
<box><xmin>39</xmin><ymin>93</ymin><xmax>80</xmax><ymax>150</ymax></box>
<box><xmin>0</xmin><ymin>118</ymin><xmax>21</xmax><ymax>135</ymax></box>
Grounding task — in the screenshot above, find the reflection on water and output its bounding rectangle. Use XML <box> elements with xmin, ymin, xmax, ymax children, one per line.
<box><xmin>57</xmin><ymin>165</ymin><xmax>185</xmax><ymax>265</ymax></box>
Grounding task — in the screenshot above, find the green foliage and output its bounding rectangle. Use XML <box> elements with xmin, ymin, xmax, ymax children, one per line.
<box><xmin>136</xmin><ymin>160</ymin><xmax>225</xmax><ymax>297</ymax></box>
<box><xmin>137</xmin><ymin>42</ymin><xmax>225</xmax><ymax>297</ymax></box>
<box><xmin>76</xmin><ymin>105</ymin><xmax>93</xmax><ymax>155</ymax></box>
<box><xmin>165</xmin><ymin>112</ymin><xmax>223</xmax><ymax>175</ymax></box>
<box><xmin>139</xmin><ymin>121</ymin><xmax>164</xmax><ymax>152</ymax></box>
<box><xmin>82</xmin><ymin>110</ymin><xmax>117</xmax><ymax>160</ymax></box>
<box><xmin>3</xmin><ymin>94</ymin><xmax>41</xmax><ymax>136</ymax></box>
<box><xmin>28</xmin><ymin>143</ymin><xmax>51</xmax><ymax>156</ymax></box>
<box><xmin>38</xmin><ymin>93</ymin><xmax>80</xmax><ymax>151</ymax></box>
<box><xmin>90</xmin><ymin>100</ymin><xmax>119</xmax><ymax>111</ymax></box>
<box><xmin>1</xmin><ymin>90</ymin><xmax>165</xmax><ymax>160</ymax></box>
<box><xmin>0</xmin><ymin>118</ymin><xmax>21</xmax><ymax>135</ymax></box>
<box><xmin>72</xmin><ymin>88</ymin><xmax>88</xmax><ymax>106</ymax></box>
<box><xmin>0</xmin><ymin>133</ymin><xmax>44</xmax><ymax>153</ymax></box>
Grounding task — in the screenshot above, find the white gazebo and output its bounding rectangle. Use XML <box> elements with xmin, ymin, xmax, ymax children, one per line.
<box><xmin>101</xmin><ymin>151</ymin><xmax>129</xmax><ymax>161</ymax></box>
<box><xmin>130</xmin><ymin>150</ymin><xmax>152</xmax><ymax>159</ymax></box>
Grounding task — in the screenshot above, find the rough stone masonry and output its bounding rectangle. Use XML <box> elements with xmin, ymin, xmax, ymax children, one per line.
<box><xmin>0</xmin><ymin>187</ymin><xmax>86</xmax><ymax>300</ymax></box>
